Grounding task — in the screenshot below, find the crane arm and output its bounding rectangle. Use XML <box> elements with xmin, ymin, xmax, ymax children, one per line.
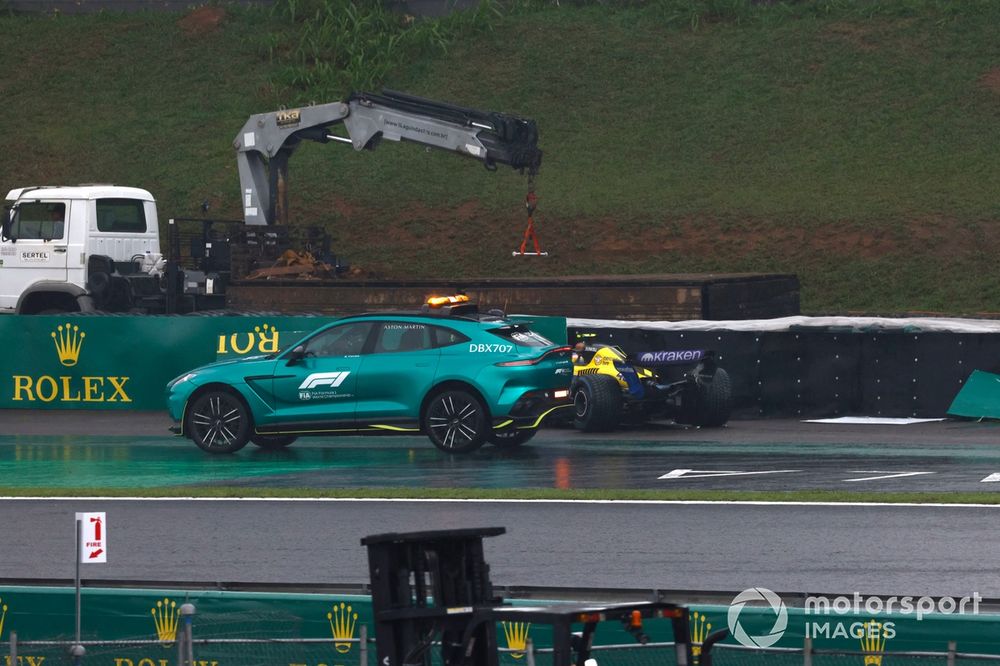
<box><xmin>234</xmin><ymin>89</ymin><xmax>542</xmax><ymax>225</ymax></box>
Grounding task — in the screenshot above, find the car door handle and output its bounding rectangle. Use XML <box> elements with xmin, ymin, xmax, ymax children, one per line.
<box><xmin>415</xmin><ymin>362</ymin><xmax>430</xmax><ymax>367</ymax></box>
<box><xmin>53</xmin><ymin>247</ymin><xmax>67</xmax><ymax>253</ymax></box>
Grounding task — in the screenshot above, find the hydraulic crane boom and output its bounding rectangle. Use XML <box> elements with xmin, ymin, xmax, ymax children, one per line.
<box><xmin>234</xmin><ymin>89</ymin><xmax>543</xmax><ymax>226</ymax></box>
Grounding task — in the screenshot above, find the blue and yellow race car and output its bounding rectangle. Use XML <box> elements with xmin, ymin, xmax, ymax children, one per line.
<box><xmin>167</xmin><ymin>297</ymin><xmax>573</xmax><ymax>454</ymax></box>
<box><xmin>570</xmin><ymin>342</ymin><xmax>732</xmax><ymax>432</ymax></box>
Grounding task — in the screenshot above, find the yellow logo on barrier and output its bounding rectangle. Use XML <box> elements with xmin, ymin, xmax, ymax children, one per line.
<box><xmin>151</xmin><ymin>597</ymin><xmax>180</xmax><ymax>644</ymax></box>
<box><xmin>691</xmin><ymin>611</ymin><xmax>712</xmax><ymax>664</ymax></box>
<box><xmin>0</xmin><ymin>597</ymin><xmax>7</xmax><ymax>638</ymax></box>
<box><xmin>328</xmin><ymin>602</ymin><xmax>358</xmax><ymax>654</ymax></box>
<box><xmin>52</xmin><ymin>323</ymin><xmax>85</xmax><ymax>367</ymax></box>
<box><xmin>501</xmin><ymin>621</ymin><xmax>531</xmax><ymax>659</ymax></box>
<box><xmin>859</xmin><ymin>619</ymin><xmax>891</xmax><ymax>666</ymax></box>
<box><xmin>11</xmin><ymin>323</ymin><xmax>131</xmax><ymax>403</ymax></box>
<box><xmin>217</xmin><ymin>323</ymin><xmax>280</xmax><ymax>356</ymax></box>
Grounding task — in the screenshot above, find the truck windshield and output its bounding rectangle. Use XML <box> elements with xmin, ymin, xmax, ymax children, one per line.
<box><xmin>8</xmin><ymin>202</ymin><xmax>65</xmax><ymax>240</ymax></box>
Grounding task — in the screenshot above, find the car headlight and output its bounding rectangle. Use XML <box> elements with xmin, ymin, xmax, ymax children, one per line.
<box><xmin>167</xmin><ymin>372</ymin><xmax>198</xmax><ymax>390</ymax></box>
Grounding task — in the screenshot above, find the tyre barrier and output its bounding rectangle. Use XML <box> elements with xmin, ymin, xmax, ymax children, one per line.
<box><xmin>569</xmin><ymin>320</ymin><xmax>1000</xmax><ymax>418</ymax></box>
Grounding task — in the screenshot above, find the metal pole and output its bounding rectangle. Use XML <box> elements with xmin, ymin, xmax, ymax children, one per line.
<box><xmin>526</xmin><ymin>638</ymin><xmax>536</xmax><ymax>666</ymax></box>
<box><xmin>803</xmin><ymin>634</ymin><xmax>812</xmax><ymax>666</ymax></box>
<box><xmin>359</xmin><ymin>624</ymin><xmax>368</xmax><ymax>666</ymax></box>
<box><xmin>180</xmin><ymin>603</ymin><xmax>196</xmax><ymax>666</ymax></box>
<box><xmin>9</xmin><ymin>630</ymin><xmax>16</xmax><ymax>666</ymax></box>
<box><xmin>177</xmin><ymin>614</ymin><xmax>185</xmax><ymax>666</ymax></box>
<box><xmin>73</xmin><ymin>517</ymin><xmax>85</xmax><ymax>666</ymax></box>
<box><xmin>74</xmin><ymin>517</ymin><xmax>81</xmax><ymax>643</ymax></box>
<box><xmin>947</xmin><ymin>640</ymin><xmax>957</xmax><ymax>666</ymax></box>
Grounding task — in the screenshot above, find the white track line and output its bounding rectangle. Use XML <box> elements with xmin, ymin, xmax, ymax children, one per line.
<box><xmin>1</xmin><ymin>497</ymin><xmax>999</xmax><ymax>508</ymax></box>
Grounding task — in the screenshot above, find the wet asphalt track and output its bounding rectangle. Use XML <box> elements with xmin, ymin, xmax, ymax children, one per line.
<box><xmin>3</xmin><ymin>411</ymin><xmax>1000</xmax><ymax>492</ymax></box>
<box><xmin>3</xmin><ymin>410</ymin><xmax>1000</xmax><ymax>594</ymax></box>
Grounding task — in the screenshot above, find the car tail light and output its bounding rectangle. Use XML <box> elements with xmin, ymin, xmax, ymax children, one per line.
<box><xmin>495</xmin><ymin>346</ymin><xmax>572</xmax><ymax>366</ymax></box>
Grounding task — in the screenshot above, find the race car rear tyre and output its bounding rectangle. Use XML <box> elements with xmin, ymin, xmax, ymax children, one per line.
<box><xmin>689</xmin><ymin>367</ymin><xmax>732</xmax><ymax>427</ymax></box>
<box><xmin>488</xmin><ymin>428</ymin><xmax>537</xmax><ymax>449</ymax></box>
<box><xmin>572</xmin><ymin>375</ymin><xmax>622</xmax><ymax>432</ymax></box>
<box><xmin>423</xmin><ymin>389</ymin><xmax>489</xmax><ymax>454</ymax></box>
<box><xmin>250</xmin><ymin>434</ymin><xmax>298</xmax><ymax>449</ymax></box>
<box><xmin>186</xmin><ymin>390</ymin><xmax>251</xmax><ymax>454</ymax></box>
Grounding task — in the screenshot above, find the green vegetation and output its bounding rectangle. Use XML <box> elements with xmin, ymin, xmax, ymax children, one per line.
<box><xmin>2</xmin><ymin>0</ymin><xmax>1000</xmax><ymax>313</ymax></box>
<box><xmin>1</xmin><ymin>485</ymin><xmax>999</xmax><ymax>504</ymax></box>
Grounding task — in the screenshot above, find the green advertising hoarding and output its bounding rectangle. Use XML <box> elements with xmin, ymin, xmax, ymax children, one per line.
<box><xmin>0</xmin><ymin>315</ymin><xmax>567</xmax><ymax>411</ymax></box>
<box><xmin>1</xmin><ymin>586</ymin><xmax>998</xmax><ymax>666</ymax></box>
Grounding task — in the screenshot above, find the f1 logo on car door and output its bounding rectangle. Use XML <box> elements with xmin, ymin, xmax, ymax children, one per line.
<box><xmin>298</xmin><ymin>370</ymin><xmax>352</xmax><ymax>396</ymax></box>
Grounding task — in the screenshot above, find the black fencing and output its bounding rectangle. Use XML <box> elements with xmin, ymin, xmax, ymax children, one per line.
<box><xmin>568</xmin><ymin>326</ymin><xmax>1000</xmax><ymax>418</ymax></box>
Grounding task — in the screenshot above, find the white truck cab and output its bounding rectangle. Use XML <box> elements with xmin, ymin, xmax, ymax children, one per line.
<box><xmin>1</xmin><ymin>185</ymin><xmax>161</xmax><ymax>314</ymax></box>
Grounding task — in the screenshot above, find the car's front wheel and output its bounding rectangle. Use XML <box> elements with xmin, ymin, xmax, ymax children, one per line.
<box><xmin>488</xmin><ymin>427</ymin><xmax>537</xmax><ymax>449</ymax></box>
<box><xmin>250</xmin><ymin>434</ymin><xmax>298</xmax><ymax>449</ymax></box>
<box><xmin>186</xmin><ymin>390</ymin><xmax>251</xmax><ymax>454</ymax></box>
<box><xmin>423</xmin><ymin>389</ymin><xmax>488</xmax><ymax>454</ymax></box>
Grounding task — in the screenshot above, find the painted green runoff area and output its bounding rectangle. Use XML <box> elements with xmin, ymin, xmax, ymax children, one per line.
<box><xmin>0</xmin><ymin>586</ymin><xmax>997</xmax><ymax>663</ymax></box>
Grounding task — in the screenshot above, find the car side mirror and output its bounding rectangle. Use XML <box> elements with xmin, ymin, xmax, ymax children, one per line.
<box><xmin>286</xmin><ymin>345</ymin><xmax>306</xmax><ymax>365</ymax></box>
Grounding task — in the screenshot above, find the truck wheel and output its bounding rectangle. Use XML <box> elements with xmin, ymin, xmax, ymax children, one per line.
<box><xmin>488</xmin><ymin>428</ymin><xmax>537</xmax><ymax>449</ymax></box>
<box><xmin>572</xmin><ymin>375</ymin><xmax>622</xmax><ymax>432</ymax></box>
<box><xmin>186</xmin><ymin>390</ymin><xmax>251</xmax><ymax>454</ymax></box>
<box><xmin>423</xmin><ymin>389</ymin><xmax>488</xmax><ymax>454</ymax></box>
<box><xmin>689</xmin><ymin>367</ymin><xmax>732</xmax><ymax>427</ymax></box>
<box><xmin>250</xmin><ymin>434</ymin><xmax>297</xmax><ymax>449</ymax></box>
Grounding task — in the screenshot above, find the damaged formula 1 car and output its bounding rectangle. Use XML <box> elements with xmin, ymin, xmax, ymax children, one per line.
<box><xmin>569</xmin><ymin>343</ymin><xmax>732</xmax><ymax>432</ymax></box>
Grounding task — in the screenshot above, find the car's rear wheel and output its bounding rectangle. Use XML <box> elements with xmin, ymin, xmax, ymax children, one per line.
<box><xmin>423</xmin><ymin>389</ymin><xmax>488</xmax><ymax>454</ymax></box>
<box><xmin>572</xmin><ymin>375</ymin><xmax>622</xmax><ymax>432</ymax></box>
<box><xmin>488</xmin><ymin>427</ymin><xmax>537</xmax><ymax>449</ymax></box>
<box><xmin>186</xmin><ymin>390</ymin><xmax>251</xmax><ymax>454</ymax></box>
<box><xmin>688</xmin><ymin>367</ymin><xmax>732</xmax><ymax>427</ymax></box>
<box><xmin>250</xmin><ymin>434</ymin><xmax>298</xmax><ymax>449</ymax></box>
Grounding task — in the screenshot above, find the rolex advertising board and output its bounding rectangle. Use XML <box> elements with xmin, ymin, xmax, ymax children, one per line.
<box><xmin>0</xmin><ymin>316</ymin><xmax>327</xmax><ymax>411</ymax></box>
<box><xmin>0</xmin><ymin>586</ymin><xmax>374</xmax><ymax>666</ymax></box>
<box><xmin>1</xmin><ymin>586</ymin><xmax>999</xmax><ymax>666</ymax></box>
<box><xmin>0</xmin><ymin>315</ymin><xmax>566</xmax><ymax>411</ymax></box>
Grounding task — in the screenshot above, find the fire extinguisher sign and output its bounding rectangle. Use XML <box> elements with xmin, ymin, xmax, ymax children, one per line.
<box><xmin>76</xmin><ymin>512</ymin><xmax>107</xmax><ymax>563</ymax></box>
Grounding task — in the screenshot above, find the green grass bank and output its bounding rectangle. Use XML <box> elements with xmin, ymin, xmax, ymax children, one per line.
<box><xmin>2</xmin><ymin>0</ymin><xmax>1000</xmax><ymax>314</ymax></box>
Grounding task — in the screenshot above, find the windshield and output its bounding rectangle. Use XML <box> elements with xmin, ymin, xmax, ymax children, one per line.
<box><xmin>7</xmin><ymin>202</ymin><xmax>65</xmax><ymax>241</ymax></box>
<box><xmin>490</xmin><ymin>325</ymin><xmax>553</xmax><ymax>347</ymax></box>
